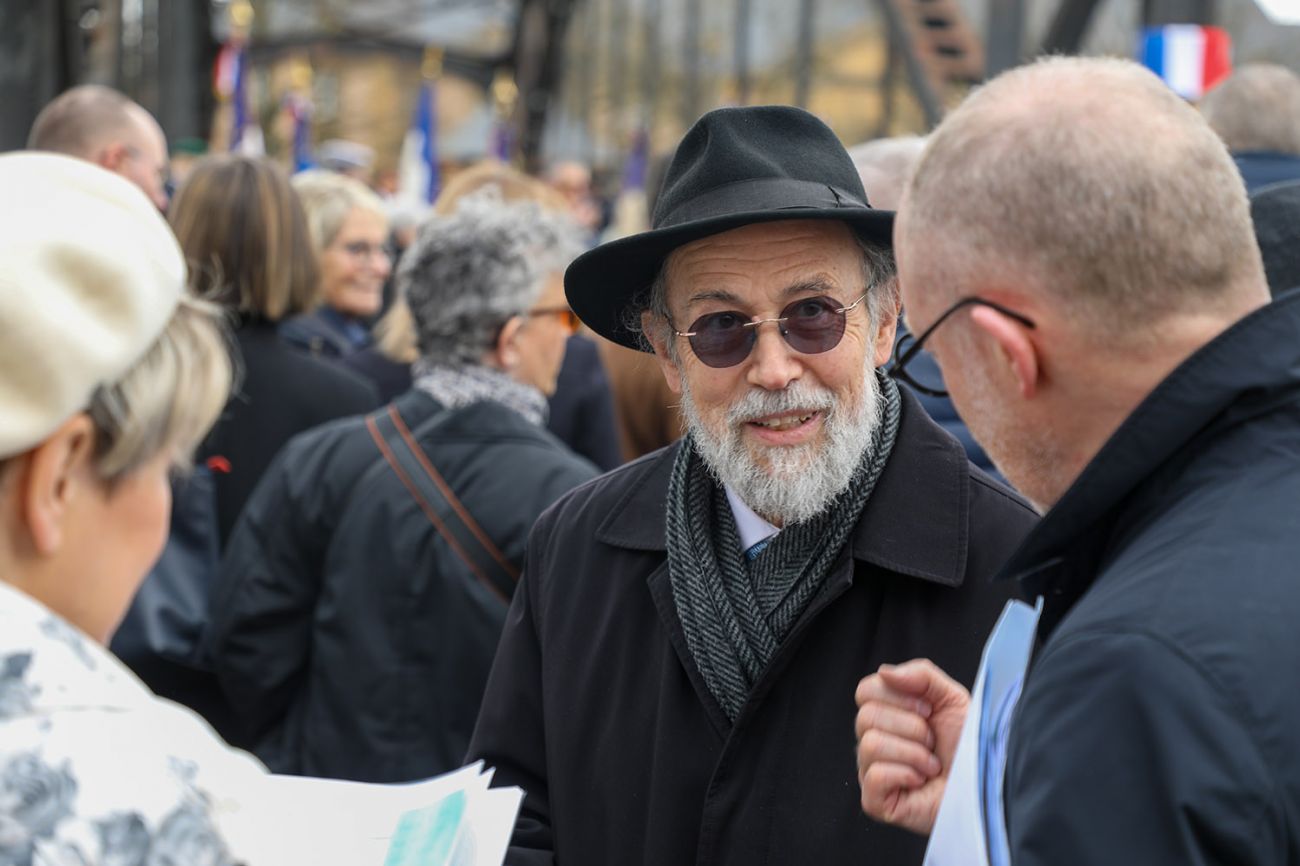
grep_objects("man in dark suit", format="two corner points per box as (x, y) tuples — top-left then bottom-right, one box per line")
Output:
(467, 105), (1037, 866)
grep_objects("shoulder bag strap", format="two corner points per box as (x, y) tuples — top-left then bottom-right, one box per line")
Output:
(366, 404), (520, 603)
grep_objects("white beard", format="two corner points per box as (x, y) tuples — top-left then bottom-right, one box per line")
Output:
(680, 369), (882, 525)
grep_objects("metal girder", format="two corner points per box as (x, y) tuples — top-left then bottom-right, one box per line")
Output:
(511, 0), (580, 172)
(871, 0), (945, 129)
(1142, 0), (1216, 24)
(985, 0), (1023, 77)
(0, 0), (79, 152)
(1040, 0), (1103, 55)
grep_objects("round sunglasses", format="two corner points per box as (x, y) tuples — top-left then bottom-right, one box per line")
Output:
(674, 291), (869, 368)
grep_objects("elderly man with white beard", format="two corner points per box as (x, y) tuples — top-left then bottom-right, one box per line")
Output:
(466, 106), (1037, 866)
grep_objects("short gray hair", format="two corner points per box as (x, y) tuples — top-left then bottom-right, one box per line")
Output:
(1201, 63), (1300, 156)
(401, 190), (583, 365)
(27, 85), (137, 156)
(847, 136), (928, 211)
(638, 225), (896, 362)
(902, 55), (1262, 335)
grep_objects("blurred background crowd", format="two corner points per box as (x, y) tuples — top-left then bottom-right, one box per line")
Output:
(3, 0), (1300, 859)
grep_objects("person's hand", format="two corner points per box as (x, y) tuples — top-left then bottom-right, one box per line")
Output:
(854, 659), (970, 835)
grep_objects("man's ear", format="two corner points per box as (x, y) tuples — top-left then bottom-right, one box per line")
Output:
(969, 305), (1040, 399)
(96, 143), (128, 173)
(872, 289), (902, 368)
(20, 415), (99, 556)
(641, 310), (682, 395)
(491, 316), (525, 372)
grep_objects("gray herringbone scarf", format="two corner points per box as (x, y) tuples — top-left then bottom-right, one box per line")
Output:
(665, 374), (901, 723)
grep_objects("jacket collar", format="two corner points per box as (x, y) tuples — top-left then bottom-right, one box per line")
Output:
(594, 386), (976, 587)
(999, 289), (1300, 603)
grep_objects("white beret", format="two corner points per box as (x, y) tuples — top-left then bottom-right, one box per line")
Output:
(0, 152), (185, 458)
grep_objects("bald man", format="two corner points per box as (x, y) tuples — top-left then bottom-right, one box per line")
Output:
(856, 56), (1299, 863)
(28, 85), (170, 210)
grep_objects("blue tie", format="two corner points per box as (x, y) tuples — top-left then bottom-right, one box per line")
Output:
(745, 536), (773, 562)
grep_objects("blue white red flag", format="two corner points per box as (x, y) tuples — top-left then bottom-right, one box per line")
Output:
(1140, 25), (1232, 100)
(220, 42), (264, 155)
(398, 81), (440, 204)
(285, 92), (314, 172)
(214, 43), (240, 100)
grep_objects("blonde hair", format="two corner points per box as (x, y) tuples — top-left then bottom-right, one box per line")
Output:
(87, 296), (233, 481)
(170, 156), (319, 321)
(375, 162), (567, 363)
(291, 169), (388, 252)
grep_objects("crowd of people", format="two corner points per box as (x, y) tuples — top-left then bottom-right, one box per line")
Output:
(3, 52), (1300, 865)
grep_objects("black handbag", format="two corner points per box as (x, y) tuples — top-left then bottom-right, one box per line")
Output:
(110, 464), (221, 669)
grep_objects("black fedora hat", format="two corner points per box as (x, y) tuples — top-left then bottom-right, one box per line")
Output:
(566, 105), (894, 350)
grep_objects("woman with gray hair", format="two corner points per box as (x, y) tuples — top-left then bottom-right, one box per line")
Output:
(208, 191), (599, 783)
(0, 153), (269, 862)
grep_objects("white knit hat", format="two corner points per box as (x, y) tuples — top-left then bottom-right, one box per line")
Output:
(0, 152), (185, 458)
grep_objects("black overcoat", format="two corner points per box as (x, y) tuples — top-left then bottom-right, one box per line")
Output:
(468, 389), (1038, 865)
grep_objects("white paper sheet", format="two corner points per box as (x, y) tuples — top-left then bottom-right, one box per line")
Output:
(923, 598), (1041, 866)
(218, 761), (522, 866)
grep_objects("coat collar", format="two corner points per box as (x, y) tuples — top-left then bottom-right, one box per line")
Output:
(594, 386), (976, 587)
(998, 289), (1300, 605)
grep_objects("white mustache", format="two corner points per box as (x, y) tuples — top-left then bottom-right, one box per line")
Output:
(726, 381), (837, 428)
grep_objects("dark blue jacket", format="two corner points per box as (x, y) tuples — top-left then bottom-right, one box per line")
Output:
(1004, 290), (1300, 864)
(280, 306), (372, 359)
(1234, 150), (1300, 194)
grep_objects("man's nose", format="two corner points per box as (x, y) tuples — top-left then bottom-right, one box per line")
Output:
(745, 323), (802, 391)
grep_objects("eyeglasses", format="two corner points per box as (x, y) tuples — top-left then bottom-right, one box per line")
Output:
(337, 240), (393, 260)
(889, 296), (1037, 398)
(526, 306), (581, 334)
(673, 291), (869, 369)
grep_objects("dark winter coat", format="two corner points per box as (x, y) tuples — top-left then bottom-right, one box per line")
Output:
(1001, 290), (1300, 864)
(1233, 150), (1300, 194)
(467, 389), (1037, 866)
(545, 335), (624, 471)
(207, 318), (379, 544)
(110, 319), (377, 739)
(207, 391), (598, 783)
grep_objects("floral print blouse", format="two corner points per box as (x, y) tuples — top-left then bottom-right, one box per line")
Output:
(0, 581), (267, 866)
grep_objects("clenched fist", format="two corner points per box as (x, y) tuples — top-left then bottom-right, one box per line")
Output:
(854, 659), (970, 835)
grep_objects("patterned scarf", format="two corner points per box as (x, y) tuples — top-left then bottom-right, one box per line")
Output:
(413, 361), (549, 427)
(665, 374), (901, 723)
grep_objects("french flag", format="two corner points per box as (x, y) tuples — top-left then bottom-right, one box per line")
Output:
(1140, 25), (1232, 101)
(398, 81), (440, 204)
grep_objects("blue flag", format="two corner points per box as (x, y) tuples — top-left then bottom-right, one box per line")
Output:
(288, 93), (314, 172)
(399, 82), (440, 204)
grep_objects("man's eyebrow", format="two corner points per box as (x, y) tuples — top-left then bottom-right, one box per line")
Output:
(686, 289), (743, 306)
(780, 277), (838, 299)
(686, 277), (841, 308)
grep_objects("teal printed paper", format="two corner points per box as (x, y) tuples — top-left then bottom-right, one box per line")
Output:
(384, 789), (468, 866)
